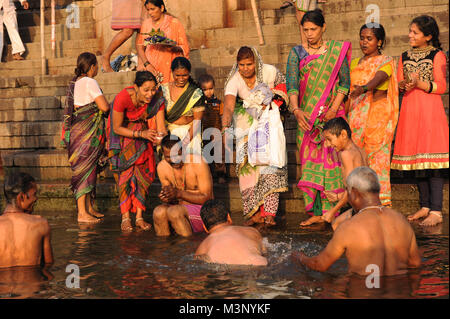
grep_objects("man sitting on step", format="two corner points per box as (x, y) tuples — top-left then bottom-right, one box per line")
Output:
(0, 172), (54, 269)
(153, 134), (213, 237)
(0, 0), (29, 61)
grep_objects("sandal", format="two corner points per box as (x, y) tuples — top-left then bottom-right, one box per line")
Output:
(136, 217), (151, 231)
(121, 217), (133, 232)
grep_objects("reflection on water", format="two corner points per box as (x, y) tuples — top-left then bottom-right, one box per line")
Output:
(0, 211), (448, 299)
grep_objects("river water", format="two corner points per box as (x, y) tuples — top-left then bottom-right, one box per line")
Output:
(0, 211), (448, 299)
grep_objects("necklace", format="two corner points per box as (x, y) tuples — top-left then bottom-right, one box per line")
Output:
(308, 41), (324, 54)
(172, 165), (186, 190)
(357, 205), (384, 214)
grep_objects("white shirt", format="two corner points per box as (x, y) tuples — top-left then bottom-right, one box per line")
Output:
(73, 77), (103, 107)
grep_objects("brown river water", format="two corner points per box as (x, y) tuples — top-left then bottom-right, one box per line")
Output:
(0, 210), (448, 299)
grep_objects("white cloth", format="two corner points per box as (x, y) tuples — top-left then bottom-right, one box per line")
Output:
(224, 64), (278, 99)
(74, 77), (103, 106)
(0, 0), (26, 57)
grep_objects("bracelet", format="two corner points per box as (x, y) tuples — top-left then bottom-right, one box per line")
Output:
(293, 108), (301, 114)
(143, 61), (150, 67)
(132, 130), (136, 138)
(361, 85), (369, 93)
(427, 81), (433, 94)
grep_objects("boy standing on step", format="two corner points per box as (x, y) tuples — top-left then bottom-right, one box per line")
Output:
(0, 0), (28, 61)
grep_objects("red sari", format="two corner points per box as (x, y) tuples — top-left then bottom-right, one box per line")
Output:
(107, 87), (165, 214)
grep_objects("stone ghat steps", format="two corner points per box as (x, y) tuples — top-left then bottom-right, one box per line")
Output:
(15, 1), (94, 28)
(4, 38), (101, 62)
(0, 179), (447, 215)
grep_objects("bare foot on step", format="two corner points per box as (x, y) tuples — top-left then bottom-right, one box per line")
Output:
(407, 207), (430, 222)
(419, 211), (443, 227)
(300, 215), (325, 227)
(78, 212), (101, 224)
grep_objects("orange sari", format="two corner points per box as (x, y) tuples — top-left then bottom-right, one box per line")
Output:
(137, 14), (190, 84)
(348, 55), (399, 206)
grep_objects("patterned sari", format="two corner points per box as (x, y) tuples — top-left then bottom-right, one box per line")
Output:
(225, 48), (289, 220)
(162, 82), (205, 155)
(107, 87), (165, 214)
(287, 40), (351, 216)
(62, 79), (107, 200)
(348, 55), (399, 206)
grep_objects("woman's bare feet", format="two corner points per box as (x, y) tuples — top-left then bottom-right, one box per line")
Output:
(101, 56), (114, 73)
(244, 213), (265, 226)
(136, 217), (151, 231)
(264, 215), (277, 227)
(300, 215), (325, 227)
(419, 211), (443, 227)
(121, 217), (133, 232)
(407, 207), (430, 221)
(78, 211), (101, 224)
(89, 209), (105, 219)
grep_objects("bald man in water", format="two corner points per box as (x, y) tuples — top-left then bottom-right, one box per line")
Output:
(195, 200), (267, 266)
(291, 167), (421, 276)
(0, 172), (53, 269)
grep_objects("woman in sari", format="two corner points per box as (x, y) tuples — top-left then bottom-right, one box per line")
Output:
(62, 52), (110, 223)
(107, 71), (166, 232)
(222, 46), (289, 227)
(161, 57), (205, 155)
(347, 24), (399, 207)
(136, 0), (190, 84)
(286, 9), (351, 226)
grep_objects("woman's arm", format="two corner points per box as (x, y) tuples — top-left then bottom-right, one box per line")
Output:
(154, 107), (167, 145)
(221, 94), (236, 130)
(183, 108), (204, 145)
(324, 58), (350, 121)
(136, 20), (158, 74)
(94, 94), (110, 113)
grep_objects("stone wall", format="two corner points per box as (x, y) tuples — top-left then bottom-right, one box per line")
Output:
(93, 0), (229, 57)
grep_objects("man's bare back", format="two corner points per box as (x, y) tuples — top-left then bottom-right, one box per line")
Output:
(0, 213), (52, 269)
(195, 225), (267, 266)
(335, 206), (421, 276)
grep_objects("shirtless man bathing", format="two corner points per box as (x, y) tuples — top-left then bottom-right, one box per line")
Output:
(153, 135), (213, 237)
(195, 200), (268, 266)
(0, 172), (53, 269)
(292, 167), (421, 276)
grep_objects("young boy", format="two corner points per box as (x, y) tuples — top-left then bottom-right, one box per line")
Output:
(198, 74), (227, 184)
(321, 117), (368, 229)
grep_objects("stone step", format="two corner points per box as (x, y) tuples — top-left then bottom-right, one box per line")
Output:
(0, 178), (447, 214)
(11, 21), (97, 45)
(0, 134), (61, 150)
(5, 37), (100, 62)
(15, 4), (94, 28)
(0, 121), (61, 137)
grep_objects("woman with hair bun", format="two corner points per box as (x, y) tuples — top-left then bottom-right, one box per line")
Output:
(344, 23), (399, 210)
(391, 15), (448, 227)
(286, 9), (351, 227)
(161, 57), (205, 155)
(107, 71), (167, 232)
(136, 0), (190, 84)
(62, 52), (110, 223)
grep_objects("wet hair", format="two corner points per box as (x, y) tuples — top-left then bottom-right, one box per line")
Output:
(3, 172), (36, 205)
(347, 167), (380, 194)
(360, 23), (386, 51)
(198, 74), (215, 87)
(237, 46), (255, 63)
(161, 133), (182, 150)
(200, 200), (229, 231)
(144, 0), (167, 12)
(134, 71), (157, 87)
(74, 52), (97, 77)
(411, 15), (442, 50)
(301, 9), (325, 27)
(323, 117), (352, 139)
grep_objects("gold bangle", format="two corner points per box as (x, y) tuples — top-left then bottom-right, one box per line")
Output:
(293, 108), (301, 113)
